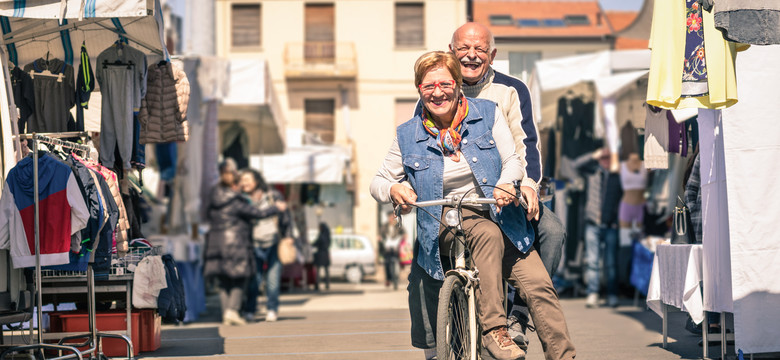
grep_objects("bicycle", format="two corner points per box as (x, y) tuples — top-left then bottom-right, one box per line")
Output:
(397, 187), (527, 360)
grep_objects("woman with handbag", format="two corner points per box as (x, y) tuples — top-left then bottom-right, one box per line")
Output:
(204, 160), (286, 326)
(238, 168), (290, 323)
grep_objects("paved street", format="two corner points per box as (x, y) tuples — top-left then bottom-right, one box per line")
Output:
(138, 271), (722, 360)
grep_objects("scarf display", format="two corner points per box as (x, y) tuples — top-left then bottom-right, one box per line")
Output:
(422, 95), (469, 161)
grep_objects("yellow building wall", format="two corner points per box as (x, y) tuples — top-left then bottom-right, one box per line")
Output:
(217, 0), (467, 242)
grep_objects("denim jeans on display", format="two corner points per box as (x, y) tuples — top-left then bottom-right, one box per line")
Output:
(584, 223), (619, 296)
(243, 243), (282, 315)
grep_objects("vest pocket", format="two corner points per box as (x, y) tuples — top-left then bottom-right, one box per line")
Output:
(474, 132), (497, 150)
(402, 155), (431, 171)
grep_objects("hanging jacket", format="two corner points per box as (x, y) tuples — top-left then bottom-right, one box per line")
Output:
(157, 254), (186, 322)
(44, 155), (104, 272)
(0, 154), (89, 268)
(72, 153), (129, 257)
(139, 61), (190, 144)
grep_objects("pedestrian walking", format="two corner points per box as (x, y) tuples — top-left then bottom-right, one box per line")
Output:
(203, 159), (285, 326)
(313, 222), (331, 291)
(238, 168), (289, 323)
(379, 210), (404, 289)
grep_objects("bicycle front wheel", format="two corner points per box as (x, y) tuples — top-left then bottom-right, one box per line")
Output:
(436, 274), (477, 360)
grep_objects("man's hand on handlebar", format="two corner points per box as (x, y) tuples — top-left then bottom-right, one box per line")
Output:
(391, 184), (418, 215)
(520, 186), (540, 221)
(493, 183), (520, 213)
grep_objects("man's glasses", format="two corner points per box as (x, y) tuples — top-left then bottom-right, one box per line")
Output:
(418, 80), (456, 94)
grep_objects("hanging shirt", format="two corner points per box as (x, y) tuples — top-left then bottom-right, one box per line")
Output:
(713, 0), (780, 45)
(10, 67), (35, 134)
(76, 44), (95, 132)
(645, 106), (670, 169)
(96, 43), (148, 112)
(646, 0), (749, 109)
(668, 112), (689, 156)
(22, 58), (76, 133)
(681, 0), (709, 97)
(0, 153), (89, 268)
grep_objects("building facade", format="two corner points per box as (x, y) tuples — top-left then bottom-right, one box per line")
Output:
(473, 0), (616, 81)
(215, 0), (467, 240)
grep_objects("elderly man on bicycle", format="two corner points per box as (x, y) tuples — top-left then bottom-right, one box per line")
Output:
(370, 51), (575, 360)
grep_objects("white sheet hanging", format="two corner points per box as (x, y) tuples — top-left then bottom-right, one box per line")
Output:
(721, 45), (780, 354)
(697, 109), (733, 314)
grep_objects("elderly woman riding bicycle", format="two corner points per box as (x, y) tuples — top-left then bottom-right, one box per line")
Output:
(370, 51), (575, 360)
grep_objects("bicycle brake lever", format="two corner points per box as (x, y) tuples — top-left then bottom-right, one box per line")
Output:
(394, 205), (404, 228)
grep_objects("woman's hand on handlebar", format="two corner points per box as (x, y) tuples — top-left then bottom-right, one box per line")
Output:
(493, 183), (519, 213)
(391, 184), (418, 215)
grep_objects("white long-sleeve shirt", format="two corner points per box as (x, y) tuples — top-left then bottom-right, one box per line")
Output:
(370, 107), (524, 205)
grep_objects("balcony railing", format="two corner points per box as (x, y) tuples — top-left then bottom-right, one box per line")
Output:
(284, 42), (357, 79)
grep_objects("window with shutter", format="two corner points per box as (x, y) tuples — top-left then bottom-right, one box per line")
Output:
(231, 4), (261, 48)
(305, 4), (335, 62)
(305, 99), (336, 144)
(395, 3), (424, 47)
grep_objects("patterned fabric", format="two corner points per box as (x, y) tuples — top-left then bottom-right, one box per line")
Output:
(421, 95), (469, 161)
(684, 153), (702, 241)
(682, 0), (709, 97)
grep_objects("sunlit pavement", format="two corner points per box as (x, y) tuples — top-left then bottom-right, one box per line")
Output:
(138, 269), (734, 360)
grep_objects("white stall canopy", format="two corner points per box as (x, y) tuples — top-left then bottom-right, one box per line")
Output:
(529, 49), (651, 128)
(218, 59), (286, 154)
(250, 144), (351, 185)
(0, 0), (167, 68)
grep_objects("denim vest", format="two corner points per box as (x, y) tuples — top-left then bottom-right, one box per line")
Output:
(398, 97), (535, 280)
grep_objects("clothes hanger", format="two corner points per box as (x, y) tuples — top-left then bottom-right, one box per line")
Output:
(29, 41), (64, 82)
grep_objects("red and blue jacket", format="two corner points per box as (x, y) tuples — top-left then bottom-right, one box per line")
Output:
(0, 154), (88, 268)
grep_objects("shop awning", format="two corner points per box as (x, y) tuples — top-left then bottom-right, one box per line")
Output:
(249, 144), (351, 185)
(218, 59), (286, 154)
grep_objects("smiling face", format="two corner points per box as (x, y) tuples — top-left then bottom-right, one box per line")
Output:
(239, 172), (258, 194)
(419, 66), (459, 126)
(450, 23), (497, 85)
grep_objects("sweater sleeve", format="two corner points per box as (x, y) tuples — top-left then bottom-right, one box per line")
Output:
(0, 185), (15, 250)
(369, 137), (412, 204)
(494, 73), (542, 192)
(67, 173), (89, 235)
(493, 108), (525, 186)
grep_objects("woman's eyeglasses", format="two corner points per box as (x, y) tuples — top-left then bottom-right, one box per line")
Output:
(418, 80), (456, 94)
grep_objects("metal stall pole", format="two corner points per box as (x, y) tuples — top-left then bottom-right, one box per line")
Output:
(32, 133), (43, 346)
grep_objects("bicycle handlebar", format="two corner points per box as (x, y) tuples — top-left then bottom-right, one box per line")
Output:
(409, 194), (528, 210)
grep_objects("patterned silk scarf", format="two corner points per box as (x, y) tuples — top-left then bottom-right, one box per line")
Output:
(422, 95), (469, 162)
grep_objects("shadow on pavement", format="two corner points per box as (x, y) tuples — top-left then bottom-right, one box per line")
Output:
(613, 307), (703, 359)
(144, 326), (224, 358)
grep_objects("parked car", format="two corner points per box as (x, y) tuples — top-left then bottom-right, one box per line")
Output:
(328, 234), (376, 284)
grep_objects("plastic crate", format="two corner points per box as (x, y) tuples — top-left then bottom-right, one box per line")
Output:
(138, 309), (161, 352)
(49, 310), (140, 357)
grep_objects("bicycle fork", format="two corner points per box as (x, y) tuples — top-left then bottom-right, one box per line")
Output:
(447, 229), (480, 360)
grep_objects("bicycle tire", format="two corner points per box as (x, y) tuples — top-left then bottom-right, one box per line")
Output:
(436, 274), (476, 360)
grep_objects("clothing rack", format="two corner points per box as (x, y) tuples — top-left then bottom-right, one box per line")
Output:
(1, 133), (133, 359)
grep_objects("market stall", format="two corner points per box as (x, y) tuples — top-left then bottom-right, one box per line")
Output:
(0, 0), (185, 357)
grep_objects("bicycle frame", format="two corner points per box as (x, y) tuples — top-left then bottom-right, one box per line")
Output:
(412, 195), (497, 360)
(397, 191), (528, 360)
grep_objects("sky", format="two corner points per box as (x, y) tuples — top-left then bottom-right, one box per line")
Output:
(599, 0), (644, 11)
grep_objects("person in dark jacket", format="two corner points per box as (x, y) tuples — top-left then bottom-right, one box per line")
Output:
(573, 147), (623, 308)
(313, 222), (331, 291)
(203, 159), (285, 326)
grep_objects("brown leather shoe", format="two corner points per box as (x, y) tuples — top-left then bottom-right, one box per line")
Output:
(481, 326), (526, 360)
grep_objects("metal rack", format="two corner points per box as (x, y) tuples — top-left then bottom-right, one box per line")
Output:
(1, 133), (133, 360)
